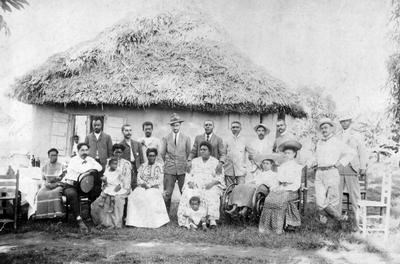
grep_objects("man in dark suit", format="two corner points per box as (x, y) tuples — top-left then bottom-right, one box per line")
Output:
(120, 124), (144, 189)
(84, 117), (113, 199)
(84, 117), (113, 169)
(160, 113), (191, 213)
(187, 120), (225, 173)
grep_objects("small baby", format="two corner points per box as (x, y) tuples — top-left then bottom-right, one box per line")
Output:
(183, 196), (207, 231)
(98, 158), (123, 213)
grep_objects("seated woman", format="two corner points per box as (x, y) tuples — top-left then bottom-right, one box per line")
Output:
(226, 154), (279, 216)
(125, 148), (169, 228)
(259, 140), (303, 235)
(177, 141), (224, 229)
(35, 148), (66, 219)
(91, 144), (131, 229)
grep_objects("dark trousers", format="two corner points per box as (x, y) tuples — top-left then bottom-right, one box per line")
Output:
(63, 185), (80, 218)
(130, 162), (138, 189)
(163, 173), (185, 212)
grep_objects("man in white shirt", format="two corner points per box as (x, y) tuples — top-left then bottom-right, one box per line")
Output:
(251, 123), (273, 155)
(62, 143), (102, 233)
(71, 135), (79, 157)
(308, 118), (355, 225)
(224, 121), (256, 186)
(336, 114), (367, 231)
(139, 121), (162, 163)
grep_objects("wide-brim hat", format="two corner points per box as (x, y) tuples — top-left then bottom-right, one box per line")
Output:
(338, 113), (353, 122)
(318, 117), (335, 129)
(278, 140), (302, 152)
(254, 123), (270, 134)
(255, 153), (281, 164)
(168, 113), (184, 124)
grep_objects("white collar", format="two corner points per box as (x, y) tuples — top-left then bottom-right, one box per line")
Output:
(280, 130), (287, 136)
(205, 133), (213, 138)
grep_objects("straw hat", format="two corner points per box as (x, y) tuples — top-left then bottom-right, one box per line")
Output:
(254, 123), (270, 134)
(168, 113), (184, 124)
(255, 153), (281, 164)
(318, 117), (335, 129)
(278, 140), (302, 152)
(338, 113), (353, 122)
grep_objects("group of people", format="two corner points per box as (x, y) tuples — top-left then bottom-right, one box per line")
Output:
(35, 112), (366, 234)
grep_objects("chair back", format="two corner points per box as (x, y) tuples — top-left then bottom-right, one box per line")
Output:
(380, 171), (392, 206)
(78, 170), (96, 194)
(0, 166), (19, 199)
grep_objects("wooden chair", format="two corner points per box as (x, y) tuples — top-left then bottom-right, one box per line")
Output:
(358, 170), (392, 240)
(342, 175), (367, 212)
(0, 166), (20, 231)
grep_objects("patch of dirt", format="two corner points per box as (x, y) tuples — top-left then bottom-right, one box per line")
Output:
(0, 231), (395, 264)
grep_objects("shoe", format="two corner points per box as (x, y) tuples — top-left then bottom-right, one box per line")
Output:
(78, 220), (89, 233)
(319, 215), (328, 224)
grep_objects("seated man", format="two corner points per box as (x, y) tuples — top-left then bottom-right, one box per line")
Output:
(62, 142), (102, 232)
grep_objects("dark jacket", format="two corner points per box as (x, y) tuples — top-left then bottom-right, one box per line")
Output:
(161, 132), (191, 175)
(188, 133), (225, 163)
(120, 139), (144, 172)
(84, 132), (113, 168)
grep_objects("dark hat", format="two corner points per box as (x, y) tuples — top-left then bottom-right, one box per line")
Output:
(168, 113), (184, 125)
(278, 140), (302, 152)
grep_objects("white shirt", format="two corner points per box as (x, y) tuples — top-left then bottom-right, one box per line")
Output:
(173, 132), (180, 144)
(205, 133), (213, 141)
(63, 155), (102, 182)
(103, 168), (126, 196)
(125, 139), (135, 162)
(250, 137), (273, 155)
(308, 135), (355, 167)
(72, 143), (78, 156)
(185, 206), (207, 225)
(94, 132), (101, 140)
(140, 136), (162, 163)
(249, 170), (278, 188)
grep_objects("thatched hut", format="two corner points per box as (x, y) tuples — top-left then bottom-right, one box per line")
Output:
(10, 11), (305, 159)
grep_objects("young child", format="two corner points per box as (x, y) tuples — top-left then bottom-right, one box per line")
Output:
(226, 156), (278, 216)
(98, 158), (124, 213)
(182, 196), (207, 231)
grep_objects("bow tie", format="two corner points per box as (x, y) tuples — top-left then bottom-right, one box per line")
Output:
(82, 160), (87, 164)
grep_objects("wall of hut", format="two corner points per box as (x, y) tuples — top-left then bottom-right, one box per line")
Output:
(32, 105), (279, 161)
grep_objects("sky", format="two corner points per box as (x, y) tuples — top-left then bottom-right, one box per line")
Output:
(0, 0), (395, 129)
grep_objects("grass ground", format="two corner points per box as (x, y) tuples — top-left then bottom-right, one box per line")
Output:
(1, 163), (400, 263)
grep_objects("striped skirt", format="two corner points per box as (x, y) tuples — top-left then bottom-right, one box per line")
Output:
(259, 190), (300, 234)
(35, 186), (65, 219)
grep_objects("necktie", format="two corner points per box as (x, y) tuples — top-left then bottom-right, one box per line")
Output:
(206, 134), (210, 141)
(174, 133), (177, 146)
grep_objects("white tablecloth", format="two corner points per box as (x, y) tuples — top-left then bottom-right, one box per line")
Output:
(18, 168), (42, 219)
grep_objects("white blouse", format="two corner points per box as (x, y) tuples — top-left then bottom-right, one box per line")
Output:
(275, 160), (303, 191)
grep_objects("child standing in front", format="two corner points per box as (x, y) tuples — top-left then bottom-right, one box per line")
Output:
(182, 196), (208, 231)
(98, 158), (124, 213)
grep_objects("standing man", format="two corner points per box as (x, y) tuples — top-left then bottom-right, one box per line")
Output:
(273, 119), (295, 153)
(187, 120), (225, 173)
(139, 121), (162, 163)
(308, 118), (355, 226)
(84, 117), (113, 169)
(120, 124), (144, 189)
(251, 123), (273, 155)
(336, 114), (367, 231)
(161, 113), (191, 213)
(62, 143), (102, 233)
(224, 121), (256, 186)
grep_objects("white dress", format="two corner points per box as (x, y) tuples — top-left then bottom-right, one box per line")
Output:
(103, 169), (126, 196)
(125, 162), (169, 228)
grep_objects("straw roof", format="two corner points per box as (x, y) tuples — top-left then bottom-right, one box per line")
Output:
(10, 11), (306, 117)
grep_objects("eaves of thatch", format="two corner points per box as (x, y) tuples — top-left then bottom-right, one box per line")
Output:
(9, 11), (306, 118)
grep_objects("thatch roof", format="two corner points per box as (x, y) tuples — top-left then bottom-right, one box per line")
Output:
(10, 11), (306, 117)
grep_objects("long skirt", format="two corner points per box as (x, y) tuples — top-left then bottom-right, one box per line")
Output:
(229, 184), (256, 207)
(35, 186), (65, 219)
(91, 195), (126, 228)
(126, 187), (169, 228)
(259, 190), (300, 234)
(177, 187), (222, 226)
